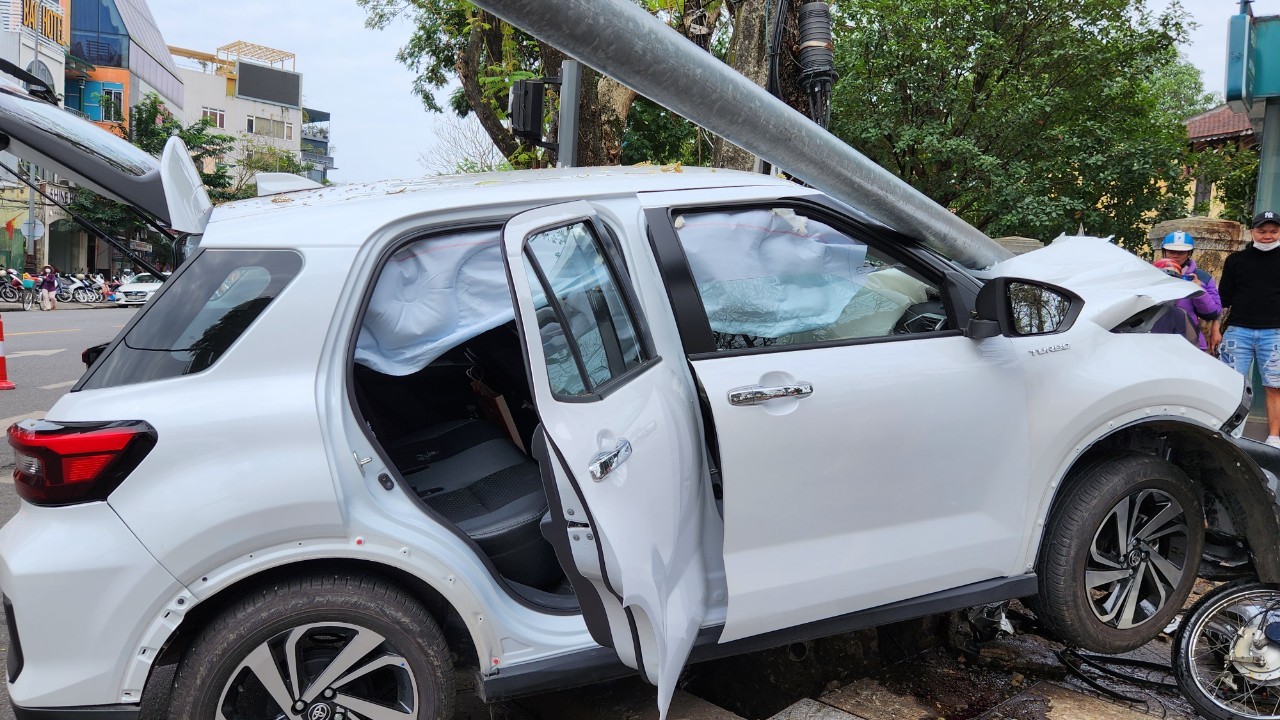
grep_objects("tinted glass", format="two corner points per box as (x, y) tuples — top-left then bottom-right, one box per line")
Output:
(523, 221), (645, 396)
(673, 208), (948, 351)
(80, 250), (302, 390)
(523, 257), (588, 396)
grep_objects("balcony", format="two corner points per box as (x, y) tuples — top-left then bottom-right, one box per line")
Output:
(63, 106), (90, 120)
(302, 151), (336, 169)
(302, 124), (329, 142)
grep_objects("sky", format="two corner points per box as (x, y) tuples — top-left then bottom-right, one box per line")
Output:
(148, 0), (441, 184)
(146, 0), (1279, 184)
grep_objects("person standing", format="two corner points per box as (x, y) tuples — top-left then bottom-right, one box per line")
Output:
(37, 265), (58, 311)
(1156, 231), (1221, 350)
(1214, 210), (1280, 447)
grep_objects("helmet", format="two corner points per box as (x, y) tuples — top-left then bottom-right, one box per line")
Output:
(1161, 231), (1195, 251)
(1153, 258), (1183, 277)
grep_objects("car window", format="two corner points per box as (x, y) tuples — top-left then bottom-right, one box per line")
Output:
(131, 274), (160, 284)
(672, 207), (949, 352)
(79, 250), (302, 390)
(522, 221), (646, 397)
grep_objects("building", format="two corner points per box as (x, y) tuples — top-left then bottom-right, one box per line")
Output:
(1184, 104), (1257, 218)
(170, 42), (334, 186)
(0, 0), (70, 270)
(64, 0), (183, 125)
(301, 107), (336, 184)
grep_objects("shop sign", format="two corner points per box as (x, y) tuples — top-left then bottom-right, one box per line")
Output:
(128, 240), (152, 252)
(19, 0), (66, 47)
(39, 182), (73, 206)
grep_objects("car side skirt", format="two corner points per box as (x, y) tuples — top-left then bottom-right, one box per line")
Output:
(478, 573), (1037, 702)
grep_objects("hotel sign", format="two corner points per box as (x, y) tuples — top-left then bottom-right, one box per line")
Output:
(18, 0), (66, 47)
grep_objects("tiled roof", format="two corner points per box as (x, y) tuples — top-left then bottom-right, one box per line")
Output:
(1185, 105), (1253, 142)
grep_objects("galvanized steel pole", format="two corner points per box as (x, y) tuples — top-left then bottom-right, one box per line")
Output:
(471, 0), (1012, 268)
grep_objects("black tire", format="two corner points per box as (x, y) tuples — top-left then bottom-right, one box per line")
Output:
(169, 573), (455, 720)
(1036, 452), (1203, 653)
(1173, 578), (1280, 720)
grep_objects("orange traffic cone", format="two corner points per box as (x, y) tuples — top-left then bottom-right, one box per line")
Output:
(0, 313), (14, 390)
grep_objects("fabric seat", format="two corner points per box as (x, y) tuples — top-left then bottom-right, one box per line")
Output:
(398, 418), (561, 589)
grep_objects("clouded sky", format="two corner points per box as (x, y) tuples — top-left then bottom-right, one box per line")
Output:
(147, 0), (1277, 184)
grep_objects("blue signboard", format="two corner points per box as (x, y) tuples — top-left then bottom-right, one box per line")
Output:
(1227, 11), (1257, 112)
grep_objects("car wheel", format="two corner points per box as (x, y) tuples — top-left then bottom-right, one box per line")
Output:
(1036, 452), (1203, 653)
(168, 574), (455, 720)
(1172, 578), (1280, 720)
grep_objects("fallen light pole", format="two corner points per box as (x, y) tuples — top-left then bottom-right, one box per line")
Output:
(470, 0), (1012, 269)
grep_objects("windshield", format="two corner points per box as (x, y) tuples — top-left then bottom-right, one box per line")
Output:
(131, 274), (160, 284)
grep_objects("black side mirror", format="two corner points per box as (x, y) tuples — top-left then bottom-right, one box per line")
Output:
(970, 277), (1081, 338)
(81, 343), (108, 369)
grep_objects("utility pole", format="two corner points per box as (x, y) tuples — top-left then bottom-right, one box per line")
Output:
(1226, 2), (1279, 214)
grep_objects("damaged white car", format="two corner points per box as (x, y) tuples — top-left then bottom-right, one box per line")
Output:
(2, 66), (1280, 720)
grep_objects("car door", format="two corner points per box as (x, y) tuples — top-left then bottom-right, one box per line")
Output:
(502, 201), (709, 714)
(651, 203), (1034, 643)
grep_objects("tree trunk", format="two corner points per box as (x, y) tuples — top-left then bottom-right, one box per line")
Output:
(458, 16), (520, 160)
(714, 0), (769, 170)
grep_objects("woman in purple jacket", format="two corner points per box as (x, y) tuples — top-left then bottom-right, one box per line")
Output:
(1158, 231), (1221, 351)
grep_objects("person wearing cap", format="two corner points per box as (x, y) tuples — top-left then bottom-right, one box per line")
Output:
(1155, 231), (1221, 351)
(1214, 210), (1280, 447)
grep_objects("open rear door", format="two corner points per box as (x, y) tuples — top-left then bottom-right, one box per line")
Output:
(503, 202), (709, 715)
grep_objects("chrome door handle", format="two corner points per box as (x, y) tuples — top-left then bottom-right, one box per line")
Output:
(589, 438), (633, 481)
(728, 382), (814, 406)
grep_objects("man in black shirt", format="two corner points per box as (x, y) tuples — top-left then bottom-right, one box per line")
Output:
(1215, 209), (1280, 447)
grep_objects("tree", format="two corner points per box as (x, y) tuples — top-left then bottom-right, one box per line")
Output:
(420, 113), (511, 173)
(828, 0), (1203, 251)
(359, 0), (731, 168)
(223, 136), (316, 199)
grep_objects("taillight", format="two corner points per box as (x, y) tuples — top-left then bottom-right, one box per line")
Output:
(7, 420), (156, 506)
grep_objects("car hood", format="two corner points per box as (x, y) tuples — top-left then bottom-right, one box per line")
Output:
(981, 236), (1200, 329)
(0, 77), (211, 234)
(117, 282), (161, 293)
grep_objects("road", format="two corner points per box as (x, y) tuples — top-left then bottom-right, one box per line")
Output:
(0, 304), (132, 720)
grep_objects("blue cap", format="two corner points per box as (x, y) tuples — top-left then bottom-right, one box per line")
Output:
(1161, 231), (1194, 251)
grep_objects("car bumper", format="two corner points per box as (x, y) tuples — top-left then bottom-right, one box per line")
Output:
(114, 298), (147, 306)
(0, 501), (184, 708)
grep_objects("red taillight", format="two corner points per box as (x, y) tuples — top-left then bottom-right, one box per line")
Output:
(7, 420), (156, 506)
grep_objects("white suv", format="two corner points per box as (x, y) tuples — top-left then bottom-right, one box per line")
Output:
(1, 74), (1278, 720)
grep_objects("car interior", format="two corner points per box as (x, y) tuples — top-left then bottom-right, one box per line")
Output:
(352, 321), (580, 609)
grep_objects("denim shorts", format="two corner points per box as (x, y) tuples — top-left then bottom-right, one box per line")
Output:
(1220, 326), (1280, 388)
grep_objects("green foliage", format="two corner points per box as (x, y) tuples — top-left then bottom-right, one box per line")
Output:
(1190, 143), (1259, 224)
(829, 0), (1203, 251)
(620, 96), (710, 165)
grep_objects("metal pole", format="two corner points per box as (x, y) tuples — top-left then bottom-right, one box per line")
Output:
(470, 0), (1011, 268)
(26, 162), (35, 262)
(1258, 98), (1280, 216)
(557, 60), (581, 168)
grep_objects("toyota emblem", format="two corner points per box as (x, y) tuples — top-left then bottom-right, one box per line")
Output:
(308, 704), (333, 720)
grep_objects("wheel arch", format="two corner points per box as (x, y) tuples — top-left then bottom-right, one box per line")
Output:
(1046, 418), (1280, 583)
(141, 557), (477, 705)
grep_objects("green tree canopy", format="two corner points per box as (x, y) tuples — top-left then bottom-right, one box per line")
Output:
(829, 0), (1205, 250)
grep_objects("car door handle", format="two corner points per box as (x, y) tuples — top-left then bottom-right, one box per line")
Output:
(589, 438), (633, 481)
(728, 382), (814, 406)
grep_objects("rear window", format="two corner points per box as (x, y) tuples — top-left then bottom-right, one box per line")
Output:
(79, 250), (302, 390)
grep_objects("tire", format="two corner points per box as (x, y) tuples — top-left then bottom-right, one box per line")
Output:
(73, 288), (93, 303)
(168, 574), (455, 720)
(0, 286), (15, 303)
(1173, 579), (1280, 719)
(20, 291), (34, 311)
(1036, 452), (1203, 653)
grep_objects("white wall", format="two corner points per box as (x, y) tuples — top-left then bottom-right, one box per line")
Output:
(0, 29), (67, 100)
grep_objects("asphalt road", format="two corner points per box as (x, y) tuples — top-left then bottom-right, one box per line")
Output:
(0, 303), (133, 719)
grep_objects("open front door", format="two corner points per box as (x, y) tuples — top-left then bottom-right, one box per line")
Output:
(503, 202), (708, 714)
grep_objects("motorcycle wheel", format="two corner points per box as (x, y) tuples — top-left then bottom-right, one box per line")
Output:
(1173, 578), (1280, 719)
(73, 288), (93, 303)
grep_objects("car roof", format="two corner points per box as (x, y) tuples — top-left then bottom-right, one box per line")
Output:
(200, 165), (805, 249)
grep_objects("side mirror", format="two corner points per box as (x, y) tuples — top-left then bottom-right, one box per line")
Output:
(81, 342), (108, 369)
(970, 277), (1080, 338)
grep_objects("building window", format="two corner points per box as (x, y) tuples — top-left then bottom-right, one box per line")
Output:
(1194, 177), (1213, 213)
(103, 87), (124, 122)
(70, 0), (129, 68)
(248, 116), (293, 141)
(201, 107), (225, 128)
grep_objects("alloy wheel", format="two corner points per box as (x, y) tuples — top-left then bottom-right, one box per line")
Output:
(216, 621), (419, 720)
(1085, 488), (1191, 630)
